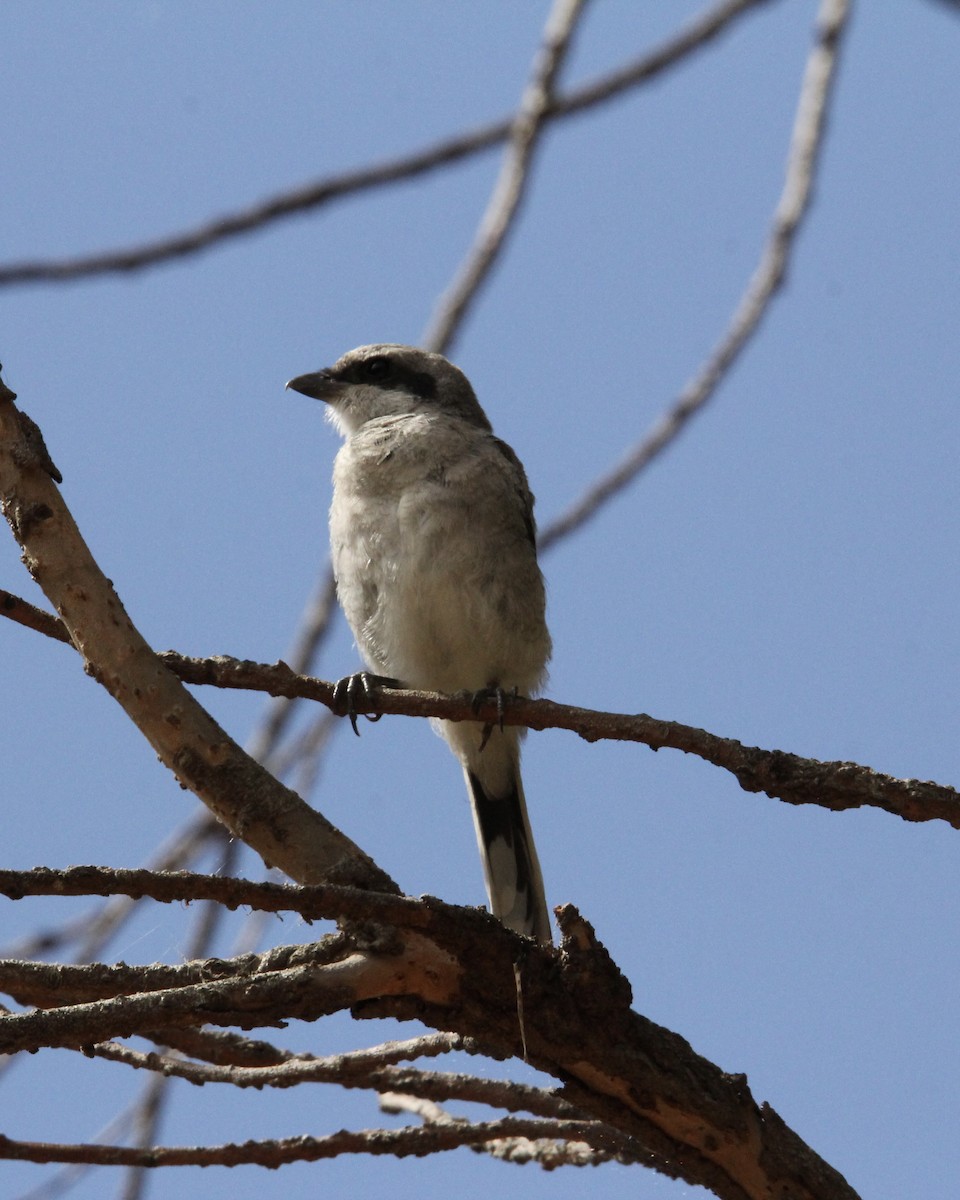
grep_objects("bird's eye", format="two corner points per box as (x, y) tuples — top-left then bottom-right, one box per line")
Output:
(363, 357), (390, 377)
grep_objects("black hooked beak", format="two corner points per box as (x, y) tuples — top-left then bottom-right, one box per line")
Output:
(285, 369), (344, 402)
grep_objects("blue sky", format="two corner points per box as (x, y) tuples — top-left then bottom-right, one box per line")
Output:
(2, 3), (960, 1198)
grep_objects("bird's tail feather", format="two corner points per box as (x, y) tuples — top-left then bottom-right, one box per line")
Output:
(465, 765), (551, 943)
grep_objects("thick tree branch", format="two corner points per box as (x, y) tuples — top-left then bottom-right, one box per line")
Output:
(0, 899), (860, 1198)
(0, 936), (460, 1054)
(0, 378), (394, 895)
(0, 0), (776, 288)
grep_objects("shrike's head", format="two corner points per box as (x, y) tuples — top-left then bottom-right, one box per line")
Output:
(286, 343), (491, 437)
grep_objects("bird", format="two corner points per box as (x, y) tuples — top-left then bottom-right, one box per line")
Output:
(287, 344), (552, 942)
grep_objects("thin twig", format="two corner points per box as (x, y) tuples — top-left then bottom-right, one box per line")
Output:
(423, 0), (589, 354)
(289, 710), (339, 798)
(0, 0), (776, 287)
(1, 594), (952, 826)
(0, 867), (428, 931)
(135, 1029), (467, 1072)
(0, 589), (71, 643)
(243, 569), (337, 844)
(136, 1024), (293, 1068)
(161, 654), (960, 828)
(245, 568), (338, 768)
(13, 1106), (137, 1200)
(118, 834), (240, 1200)
(88, 1041), (583, 1121)
(539, 0), (851, 549)
(0, 814), (223, 962)
(118, 1075), (167, 1200)
(0, 1118), (636, 1169)
(379, 1091), (636, 1167)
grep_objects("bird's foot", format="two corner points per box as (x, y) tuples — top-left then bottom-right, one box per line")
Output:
(471, 684), (519, 751)
(331, 672), (402, 736)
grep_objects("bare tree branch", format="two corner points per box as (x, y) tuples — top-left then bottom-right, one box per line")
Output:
(0, 869), (436, 942)
(129, 1027), (468, 1073)
(118, 834), (241, 1200)
(12, 1106), (140, 1200)
(0, 1118), (634, 1170)
(379, 1089), (641, 1167)
(0, 815), (223, 962)
(0, 900), (862, 1198)
(0, 0), (776, 288)
(539, 0), (851, 549)
(0, 939), (459, 1055)
(3, 561), (954, 828)
(87, 1036), (585, 1125)
(423, 0), (589, 354)
(160, 655), (960, 829)
(286, 711), (340, 798)
(244, 568), (339, 768)
(118, 1074), (166, 1200)
(379, 1090), (637, 1167)
(0, 378), (393, 895)
(4, 561), (956, 828)
(0, 588), (69, 643)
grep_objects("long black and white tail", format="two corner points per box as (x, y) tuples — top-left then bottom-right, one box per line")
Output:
(465, 756), (550, 943)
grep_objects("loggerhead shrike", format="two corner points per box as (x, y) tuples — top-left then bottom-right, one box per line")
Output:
(287, 344), (552, 942)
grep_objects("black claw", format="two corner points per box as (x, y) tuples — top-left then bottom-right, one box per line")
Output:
(331, 672), (402, 735)
(471, 684), (519, 750)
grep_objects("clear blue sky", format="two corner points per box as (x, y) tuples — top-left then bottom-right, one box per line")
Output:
(3, 3), (959, 1198)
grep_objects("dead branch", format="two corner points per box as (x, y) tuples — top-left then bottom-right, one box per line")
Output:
(3, 594), (956, 827)
(539, 0), (852, 548)
(423, 0), (589, 353)
(0, 0), (776, 288)
(0, 378), (393, 895)
(0, 900), (861, 1198)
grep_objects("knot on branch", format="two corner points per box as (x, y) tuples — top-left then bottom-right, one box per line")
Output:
(556, 904), (632, 1013)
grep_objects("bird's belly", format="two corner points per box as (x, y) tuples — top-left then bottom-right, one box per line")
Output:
(334, 488), (546, 695)
(377, 564), (501, 693)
